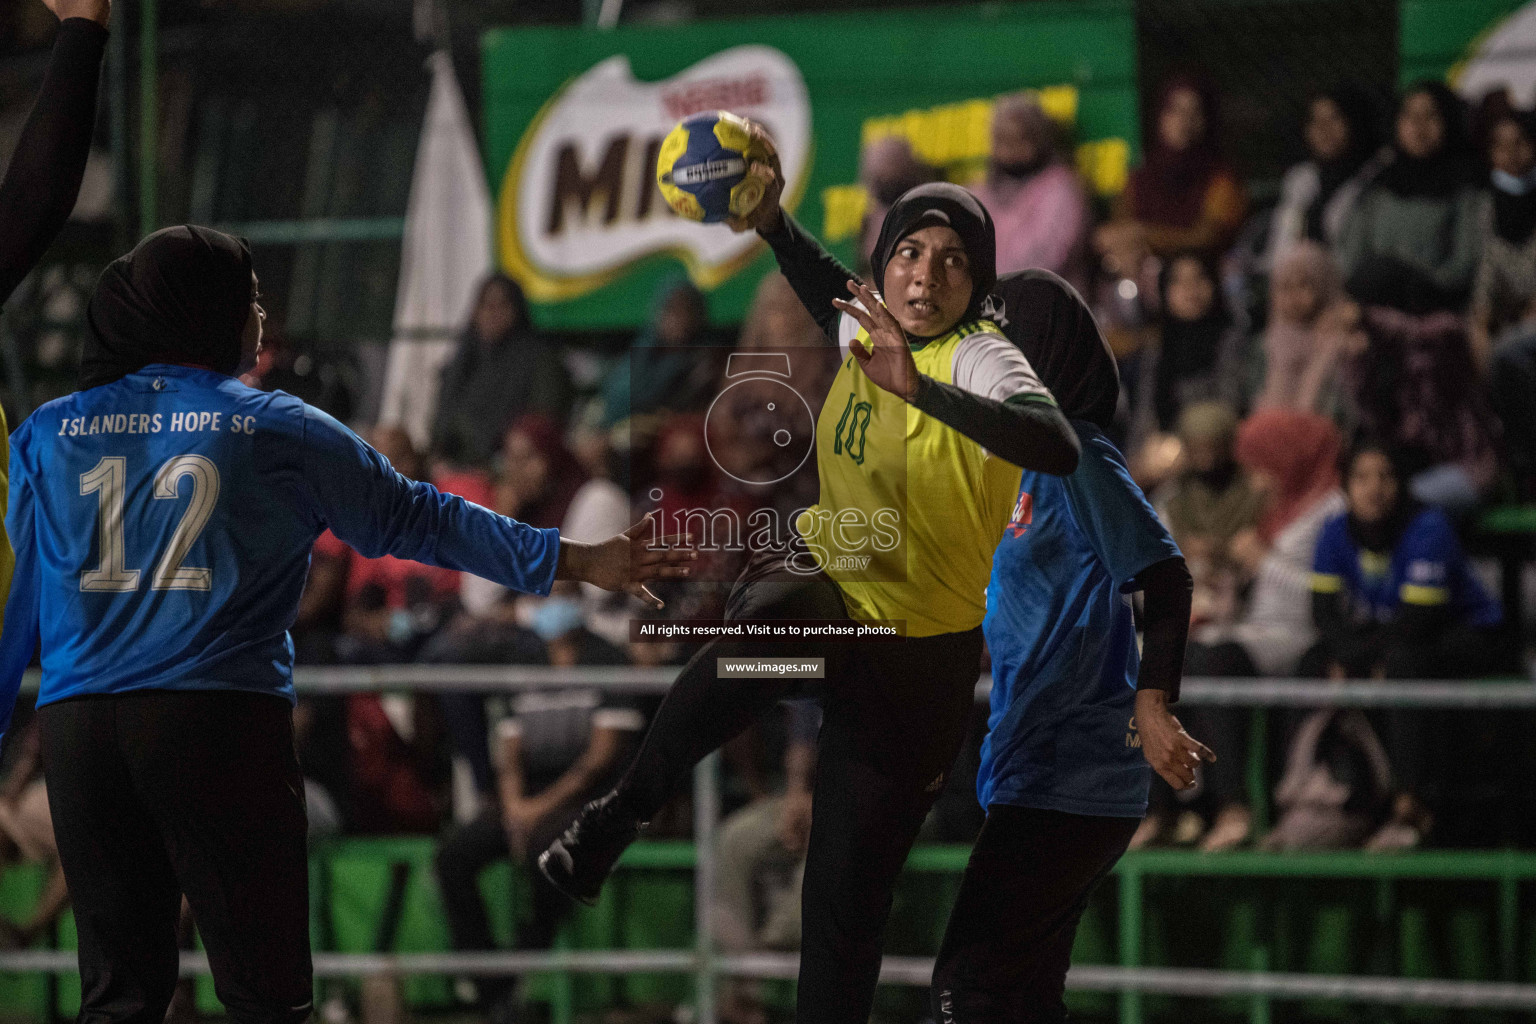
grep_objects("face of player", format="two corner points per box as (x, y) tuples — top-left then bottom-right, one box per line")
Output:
(1490, 118), (1536, 178)
(1396, 91), (1445, 161)
(1347, 450), (1399, 525)
(241, 271), (266, 368)
(1306, 96), (1351, 164)
(881, 224), (973, 337)
(1165, 256), (1215, 322)
(1158, 87), (1206, 153)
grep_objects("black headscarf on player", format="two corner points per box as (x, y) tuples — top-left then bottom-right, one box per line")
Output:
(871, 182), (997, 330)
(984, 269), (1120, 430)
(81, 225), (253, 389)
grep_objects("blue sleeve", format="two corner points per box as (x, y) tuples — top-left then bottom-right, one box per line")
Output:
(1310, 515), (1353, 594)
(1062, 433), (1181, 590)
(0, 424), (40, 746)
(1395, 509), (1458, 607)
(298, 406), (561, 596)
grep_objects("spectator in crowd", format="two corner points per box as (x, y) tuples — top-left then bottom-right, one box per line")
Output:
(1156, 402), (1267, 626)
(712, 700), (819, 1024)
(0, 719), (67, 949)
(1096, 74), (1249, 276)
(600, 278), (721, 429)
(857, 137), (940, 272)
(1252, 241), (1353, 416)
(431, 274), (570, 469)
(1344, 306), (1499, 512)
(433, 609), (639, 1023)
(973, 92), (1093, 292)
(1337, 82), (1485, 314)
(1305, 438), (1506, 849)
(1135, 252), (1246, 436)
(496, 414), (589, 534)
(1137, 412), (1344, 851)
(1266, 86), (1389, 267)
(1472, 106), (1536, 361)
(1259, 707), (1392, 851)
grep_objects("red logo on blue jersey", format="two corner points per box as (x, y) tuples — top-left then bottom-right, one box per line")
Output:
(1006, 491), (1034, 538)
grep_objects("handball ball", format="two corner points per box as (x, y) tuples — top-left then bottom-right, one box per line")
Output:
(656, 111), (768, 224)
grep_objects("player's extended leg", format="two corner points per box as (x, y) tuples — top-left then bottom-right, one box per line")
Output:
(117, 692), (313, 1024)
(930, 806), (1137, 1023)
(794, 628), (981, 1024)
(39, 698), (183, 1024)
(540, 573), (847, 903)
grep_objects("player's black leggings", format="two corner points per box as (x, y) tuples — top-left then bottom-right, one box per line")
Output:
(931, 806), (1138, 1024)
(39, 690), (311, 1024)
(614, 563), (982, 1024)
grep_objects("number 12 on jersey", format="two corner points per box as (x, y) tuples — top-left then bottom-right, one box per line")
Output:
(79, 455), (220, 593)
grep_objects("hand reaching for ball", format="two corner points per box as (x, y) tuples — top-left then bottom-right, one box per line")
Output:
(725, 118), (785, 236)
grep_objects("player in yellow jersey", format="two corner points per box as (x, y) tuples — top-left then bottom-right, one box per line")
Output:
(541, 124), (1080, 1023)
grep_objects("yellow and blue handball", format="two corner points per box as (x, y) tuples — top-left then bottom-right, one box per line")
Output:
(656, 110), (767, 224)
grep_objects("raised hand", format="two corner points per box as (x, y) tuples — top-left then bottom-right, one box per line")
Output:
(557, 516), (696, 610)
(1134, 689), (1216, 791)
(42, 0), (110, 26)
(831, 279), (922, 402)
(725, 118), (785, 235)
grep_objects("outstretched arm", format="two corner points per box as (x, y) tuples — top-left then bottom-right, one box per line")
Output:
(0, 1), (110, 306)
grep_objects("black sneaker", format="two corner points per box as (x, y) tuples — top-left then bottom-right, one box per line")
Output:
(537, 792), (640, 905)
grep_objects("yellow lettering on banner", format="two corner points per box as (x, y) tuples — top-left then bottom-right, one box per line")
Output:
(821, 185), (869, 243)
(1075, 137), (1130, 197)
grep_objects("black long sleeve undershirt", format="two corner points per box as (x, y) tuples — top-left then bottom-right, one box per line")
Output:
(757, 213), (1081, 475)
(1133, 556), (1193, 701)
(0, 18), (108, 308)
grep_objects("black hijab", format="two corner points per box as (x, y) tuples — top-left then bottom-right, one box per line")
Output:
(1375, 81), (1477, 200)
(984, 269), (1120, 431)
(1490, 111), (1536, 244)
(1307, 85), (1384, 240)
(870, 183), (996, 331)
(1341, 436), (1419, 553)
(82, 225), (254, 389)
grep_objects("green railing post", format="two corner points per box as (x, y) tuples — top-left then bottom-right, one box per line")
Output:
(1246, 707), (1270, 832)
(138, 0), (158, 235)
(1249, 944), (1272, 1024)
(1499, 868), (1518, 983)
(1118, 865), (1143, 1024)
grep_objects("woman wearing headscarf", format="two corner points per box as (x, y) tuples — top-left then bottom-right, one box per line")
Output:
(1266, 86), (1390, 267)
(1134, 251), (1247, 437)
(599, 276), (724, 429)
(1253, 240), (1352, 415)
(0, 225), (691, 1024)
(430, 274), (571, 469)
(929, 269), (1210, 1020)
(972, 93), (1094, 292)
(1096, 74), (1250, 274)
(1337, 81), (1487, 314)
(1472, 106), (1536, 359)
(539, 124), (1086, 1023)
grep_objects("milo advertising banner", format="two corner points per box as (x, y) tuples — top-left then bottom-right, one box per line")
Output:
(1403, 0), (1536, 98)
(482, 1), (1135, 329)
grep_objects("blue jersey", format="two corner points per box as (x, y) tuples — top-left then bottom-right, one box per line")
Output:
(1311, 506), (1501, 629)
(978, 423), (1181, 818)
(0, 365), (562, 742)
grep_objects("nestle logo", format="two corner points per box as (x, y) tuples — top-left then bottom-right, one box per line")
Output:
(661, 75), (769, 120)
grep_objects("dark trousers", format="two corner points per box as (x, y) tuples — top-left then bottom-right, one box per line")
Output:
(39, 691), (311, 1024)
(931, 806), (1138, 1024)
(434, 808), (575, 1005)
(615, 567), (982, 1024)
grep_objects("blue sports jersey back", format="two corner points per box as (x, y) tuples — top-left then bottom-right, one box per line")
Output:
(19, 366), (320, 702)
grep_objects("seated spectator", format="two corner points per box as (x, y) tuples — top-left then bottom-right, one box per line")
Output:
(1305, 438), (1506, 848)
(433, 610), (639, 1022)
(1133, 252), (1245, 437)
(1156, 402), (1267, 625)
(857, 137), (941, 273)
(1265, 86), (1389, 267)
(973, 93), (1092, 292)
(1139, 412), (1344, 852)
(1258, 708), (1392, 852)
(431, 274), (570, 469)
(1472, 106), (1536, 362)
(600, 278), (722, 428)
(1252, 241), (1353, 416)
(1344, 305), (1499, 512)
(712, 700), (819, 1024)
(1337, 82), (1485, 314)
(0, 719), (67, 949)
(1097, 74), (1249, 275)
